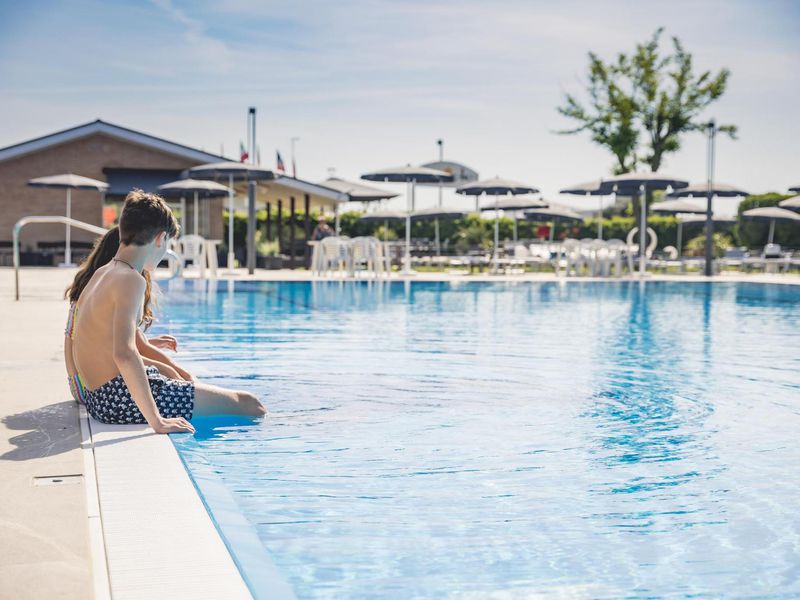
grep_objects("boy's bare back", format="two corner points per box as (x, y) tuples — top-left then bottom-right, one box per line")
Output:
(73, 263), (145, 390)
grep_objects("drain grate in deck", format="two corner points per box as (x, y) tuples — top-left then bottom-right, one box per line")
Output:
(33, 474), (84, 486)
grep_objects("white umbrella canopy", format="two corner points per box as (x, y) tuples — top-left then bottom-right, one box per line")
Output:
(650, 199), (707, 214)
(742, 206), (800, 245)
(358, 210), (406, 222)
(27, 173), (109, 266)
(457, 176), (539, 196)
(778, 195), (800, 210)
(678, 214), (737, 224)
(158, 179), (231, 236)
(187, 162), (275, 272)
(559, 179), (604, 196)
(361, 164), (454, 184)
(788, 184), (800, 193)
(28, 173), (109, 190)
(360, 165), (454, 274)
(478, 196), (547, 211)
(667, 182), (749, 198)
(597, 171), (689, 194)
(320, 177), (399, 202)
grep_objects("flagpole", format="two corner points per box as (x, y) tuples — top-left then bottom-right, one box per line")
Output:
(291, 137), (299, 178)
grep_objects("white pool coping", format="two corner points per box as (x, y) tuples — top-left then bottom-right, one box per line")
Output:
(78, 407), (294, 599)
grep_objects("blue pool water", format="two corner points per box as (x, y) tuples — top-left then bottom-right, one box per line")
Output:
(160, 280), (800, 599)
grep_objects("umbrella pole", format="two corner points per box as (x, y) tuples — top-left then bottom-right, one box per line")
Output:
(383, 219), (388, 244)
(677, 221), (683, 258)
(549, 221), (554, 242)
(180, 196), (187, 236)
(193, 192), (200, 236)
(434, 218), (440, 256)
(638, 184), (646, 276)
(227, 174), (235, 274)
(403, 180), (413, 274)
(64, 188), (72, 266)
(768, 219), (775, 245)
(596, 193), (603, 240)
(493, 194), (499, 272)
(513, 214), (518, 242)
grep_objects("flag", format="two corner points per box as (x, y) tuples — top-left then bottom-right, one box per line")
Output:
(276, 150), (286, 173)
(239, 141), (249, 162)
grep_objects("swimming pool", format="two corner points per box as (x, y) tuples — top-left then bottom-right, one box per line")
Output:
(160, 280), (800, 598)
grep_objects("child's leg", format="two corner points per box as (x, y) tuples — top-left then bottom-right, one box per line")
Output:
(192, 381), (267, 417)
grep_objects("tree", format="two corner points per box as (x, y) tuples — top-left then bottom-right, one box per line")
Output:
(557, 28), (736, 175)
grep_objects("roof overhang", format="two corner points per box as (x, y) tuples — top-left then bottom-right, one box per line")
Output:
(0, 119), (231, 165)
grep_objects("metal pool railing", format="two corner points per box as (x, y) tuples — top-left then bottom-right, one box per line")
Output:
(13, 215), (182, 301)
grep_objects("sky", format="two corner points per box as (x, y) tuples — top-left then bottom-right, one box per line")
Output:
(1, 0), (798, 216)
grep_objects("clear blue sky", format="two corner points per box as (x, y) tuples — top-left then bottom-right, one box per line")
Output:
(1, 0), (798, 214)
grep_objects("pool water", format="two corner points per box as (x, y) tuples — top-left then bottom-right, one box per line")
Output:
(161, 280), (800, 599)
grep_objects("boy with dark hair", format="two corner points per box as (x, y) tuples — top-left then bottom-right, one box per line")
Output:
(71, 190), (266, 434)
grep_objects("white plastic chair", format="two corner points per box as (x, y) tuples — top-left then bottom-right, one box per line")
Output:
(605, 239), (627, 277)
(320, 237), (351, 276)
(177, 234), (207, 279)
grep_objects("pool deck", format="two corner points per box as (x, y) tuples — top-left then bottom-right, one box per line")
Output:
(2, 265), (799, 599)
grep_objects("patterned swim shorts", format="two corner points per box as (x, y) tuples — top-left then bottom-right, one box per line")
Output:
(84, 365), (195, 425)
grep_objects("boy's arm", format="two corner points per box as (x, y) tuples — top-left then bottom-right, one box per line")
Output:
(112, 275), (193, 434)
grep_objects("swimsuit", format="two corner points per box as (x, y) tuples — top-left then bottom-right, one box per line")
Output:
(65, 302), (87, 404)
(84, 365), (195, 425)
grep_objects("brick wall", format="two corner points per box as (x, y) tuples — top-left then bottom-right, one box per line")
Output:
(0, 132), (222, 248)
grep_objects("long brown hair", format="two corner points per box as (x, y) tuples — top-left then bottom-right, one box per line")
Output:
(64, 226), (155, 330)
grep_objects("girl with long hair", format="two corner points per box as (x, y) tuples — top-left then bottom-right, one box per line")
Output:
(64, 226), (194, 403)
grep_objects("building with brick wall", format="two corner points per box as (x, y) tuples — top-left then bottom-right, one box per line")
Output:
(0, 119), (350, 268)
(0, 120), (229, 263)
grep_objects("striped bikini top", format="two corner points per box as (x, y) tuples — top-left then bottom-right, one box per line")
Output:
(65, 302), (87, 403)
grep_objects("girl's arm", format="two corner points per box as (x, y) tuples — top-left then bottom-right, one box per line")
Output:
(141, 356), (181, 380)
(135, 330), (195, 381)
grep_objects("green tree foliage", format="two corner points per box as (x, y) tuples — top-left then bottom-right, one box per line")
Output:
(557, 28), (735, 174)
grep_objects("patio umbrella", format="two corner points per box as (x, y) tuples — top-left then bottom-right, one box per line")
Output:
(788, 184), (800, 193)
(674, 213), (737, 257)
(478, 196), (547, 242)
(778, 195), (800, 210)
(742, 206), (800, 245)
(358, 209), (406, 242)
(158, 179), (231, 236)
(409, 206), (466, 255)
(523, 204), (583, 241)
(559, 179), (607, 240)
(361, 165), (453, 274)
(27, 173), (109, 266)
(651, 199), (707, 257)
(598, 172), (689, 275)
(320, 177), (399, 203)
(456, 177), (540, 270)
(187, 162), (274, 274)
(666, 182), (749, 276)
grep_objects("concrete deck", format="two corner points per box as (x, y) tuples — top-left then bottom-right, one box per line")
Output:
(2, 265), (798, 600)
(0, 267), (90, 600)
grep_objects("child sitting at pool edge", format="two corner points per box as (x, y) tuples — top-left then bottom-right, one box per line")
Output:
(71, 189), (266, 434)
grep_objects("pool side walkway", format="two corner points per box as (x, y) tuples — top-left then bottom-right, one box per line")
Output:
(2, 265), (799, 600)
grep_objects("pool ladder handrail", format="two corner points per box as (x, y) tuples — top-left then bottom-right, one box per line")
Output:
(13, 215), (182, 301)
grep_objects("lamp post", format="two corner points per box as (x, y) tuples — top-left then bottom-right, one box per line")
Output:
(704, 120), (717, 277)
